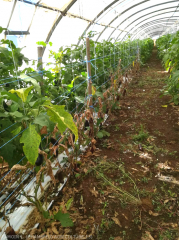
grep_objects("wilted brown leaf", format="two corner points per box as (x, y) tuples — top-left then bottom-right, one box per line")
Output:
(141, 231), (154, 240)
(83, 168), (88, 173)
(11, 164), (26, 171)
(40, 126), (47, 135)
(149, 210), (159, 217)
(52, 226), (59, 234)
(111, 217), (122, 227)
(114, 237), (122, 240)
(90, 188), (98, 197)
(84, 151), (92, 158)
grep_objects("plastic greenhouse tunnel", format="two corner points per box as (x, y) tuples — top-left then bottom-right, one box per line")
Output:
(0, 0), (179, 239)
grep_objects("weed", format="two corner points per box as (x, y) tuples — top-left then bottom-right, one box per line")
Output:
(102, 201), (108, 215)
(159, 230), (178, 240)
(141, 177), (149, 183)
(109, 237), (115, 240)
(114, 124), (120, 131)
(132, 124), (149, 142)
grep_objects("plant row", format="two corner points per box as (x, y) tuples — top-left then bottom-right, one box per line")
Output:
(0, 25), (153, 171)
(156, 31), (179, 104)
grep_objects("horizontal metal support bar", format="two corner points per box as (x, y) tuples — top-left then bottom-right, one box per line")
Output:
(17, 0), (128, 34)
(5, 30), (30, 35)
(17, 0), (64, 14)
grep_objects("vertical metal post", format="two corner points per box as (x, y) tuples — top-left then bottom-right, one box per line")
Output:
(86, 37), (93, 114)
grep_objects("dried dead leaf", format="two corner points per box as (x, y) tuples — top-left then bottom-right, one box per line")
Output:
(40, 126), (47, 135)
(149, 210), (159, 217)
(84, 151), (92, 158)
(162, 223), (178, 228)
(122, 213), (128, 220)
(11, 164), (26, 171)
(164, 198), (176, 204)
(52, 226), (59, 234)
(111, 217), (122, 227)
(46, 159), (56, 185)
(141, 231), (154, 240)
(83, 168), (88, 174)
(114, 237), (122, 240)
(90, 188), (98, 197)
(115, 211), (119, 217)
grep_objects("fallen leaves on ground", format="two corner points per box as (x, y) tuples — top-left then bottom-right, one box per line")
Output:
(111, 217), (122, 227)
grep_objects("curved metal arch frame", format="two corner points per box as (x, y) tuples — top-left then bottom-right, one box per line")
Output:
(96, 0), (151, 41)
(123, 10), (179, 38)
(147, 30), (169, 38)
(42, 0), (77, 55)
(97, 0), (178, 40)
(132, 23), (175, 40)
(131, 18), (179, 40)
(110, 1), (179, 41)
(120, 11), (179, 41)
(120, 18), (178, 41)
(136, 18), (178, 30)
(77, 0), (124, 45)
(147, 31), (165, 38)
(118, 8), (179, 41)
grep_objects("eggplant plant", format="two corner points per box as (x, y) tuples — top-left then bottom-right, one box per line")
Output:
(156, 31), (179, 104)
(0, 26), (153, 167)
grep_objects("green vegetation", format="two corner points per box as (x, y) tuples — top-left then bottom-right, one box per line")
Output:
(0, 26), (153, 168)
(157, 31), (179, 104)
(132, 124), (149, 142)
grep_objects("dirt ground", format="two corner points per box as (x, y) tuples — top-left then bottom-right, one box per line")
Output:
(27, 48), (179, 240)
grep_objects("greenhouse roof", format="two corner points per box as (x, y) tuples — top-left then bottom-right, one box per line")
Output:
(0, 0), (179, 58)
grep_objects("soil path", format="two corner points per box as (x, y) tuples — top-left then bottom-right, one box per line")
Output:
(28, 48), (179, 240)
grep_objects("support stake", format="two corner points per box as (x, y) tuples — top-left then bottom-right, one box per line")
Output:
(86, 37), (94, 139)
(37, 46), (44, 95)
(86, 37), (93, 114)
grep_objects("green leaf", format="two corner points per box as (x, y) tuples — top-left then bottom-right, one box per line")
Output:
(102, 130), (110, 137)
(33, 113), (50, 127)
(74, 96), (85, 103)
(43, 104), (78, 142)
(20, 124), (41, 165)
(42, 210), (50, 219)
(97, 132), (103, 138)
(1, 91), (20, 103)
(0, 143), (16, 167)
(27, 72), (43, 84)
(49, 42), (53, 47)
(0, 47), (9, 58)
(11, 126), (22, 135)
(67, 76), (81, 91)
(9, 86), (34, 102)
(10, 103), (19, 112)
(66, 198), (73, 210)
(36, 41), (46, 46)
(0, 112), (9, 117)
(20, 73), (41, 95)
(0, 27), (7, 34)
(9, 111), (23, 118)
(54, 211), (74, 227)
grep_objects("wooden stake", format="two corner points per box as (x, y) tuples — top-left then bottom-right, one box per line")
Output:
(86, 37), (93, 114)
(86, 37), (94, 139)
(37, 46), (44, 94)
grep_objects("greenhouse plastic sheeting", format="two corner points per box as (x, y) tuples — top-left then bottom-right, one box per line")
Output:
(0, 0), (179, 61)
